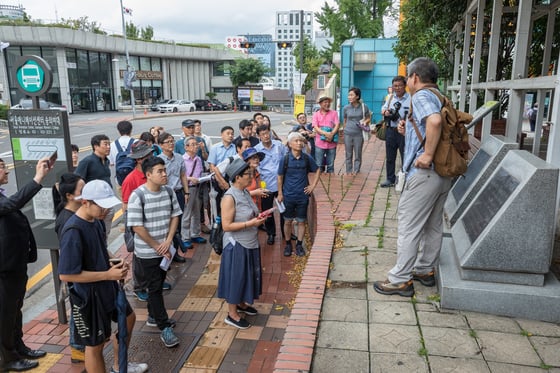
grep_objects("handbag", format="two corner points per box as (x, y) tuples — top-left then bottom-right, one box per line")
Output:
(374, 121), (387, 141)
(209, 217), (223, 255)
(359, 102), (371, 142)
(319, 126), (339, 143)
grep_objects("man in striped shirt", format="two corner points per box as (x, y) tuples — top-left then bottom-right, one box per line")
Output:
(127, 156), (181, 348)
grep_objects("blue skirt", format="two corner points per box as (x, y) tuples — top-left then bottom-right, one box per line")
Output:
(217, 242), (262, 305)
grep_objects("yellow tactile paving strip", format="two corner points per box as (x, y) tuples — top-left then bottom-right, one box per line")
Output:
(28, 353), (63, 372)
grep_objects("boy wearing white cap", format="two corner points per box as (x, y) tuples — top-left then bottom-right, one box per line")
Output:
(59, 180), (147, 373)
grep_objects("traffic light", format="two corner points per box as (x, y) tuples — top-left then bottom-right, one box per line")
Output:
(240, 42), (255, 49)
(277, 42), (292, 49)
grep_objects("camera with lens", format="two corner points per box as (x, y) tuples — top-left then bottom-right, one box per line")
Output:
(385, 101), (402, 122)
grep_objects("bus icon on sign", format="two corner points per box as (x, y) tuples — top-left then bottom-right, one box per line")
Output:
(21, 63), (41, 88)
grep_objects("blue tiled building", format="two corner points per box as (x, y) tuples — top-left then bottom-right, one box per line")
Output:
(338, 38), (399, 123)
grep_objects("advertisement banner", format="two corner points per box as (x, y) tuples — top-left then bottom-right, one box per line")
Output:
(294, 94), (306, 117)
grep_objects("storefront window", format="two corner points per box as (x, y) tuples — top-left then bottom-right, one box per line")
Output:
(140, 57), (150, 71)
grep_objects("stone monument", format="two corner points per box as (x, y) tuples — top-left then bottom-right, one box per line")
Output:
(439, 150), (560, 322)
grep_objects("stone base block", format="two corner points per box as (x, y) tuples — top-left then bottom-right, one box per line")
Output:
(439, 237), (560, 323)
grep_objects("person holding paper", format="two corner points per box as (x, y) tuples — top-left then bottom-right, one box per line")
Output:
(217, 158), (267, 330)
(127, 157), (181, 348)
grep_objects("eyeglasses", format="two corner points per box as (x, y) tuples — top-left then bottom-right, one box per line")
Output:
(242, 171), (254, 177)
(393, 84), (405, 88)
(162, 139), (175, 144)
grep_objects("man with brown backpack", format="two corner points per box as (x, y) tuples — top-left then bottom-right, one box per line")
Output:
(374, 57), (454, 297)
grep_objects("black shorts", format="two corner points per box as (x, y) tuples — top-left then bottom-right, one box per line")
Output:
(71, 290), (133, 347)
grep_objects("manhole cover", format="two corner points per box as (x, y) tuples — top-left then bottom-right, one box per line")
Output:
(104, 331), (200, 373)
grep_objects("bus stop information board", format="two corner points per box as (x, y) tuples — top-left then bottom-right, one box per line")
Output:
(8, 109), (72, 249)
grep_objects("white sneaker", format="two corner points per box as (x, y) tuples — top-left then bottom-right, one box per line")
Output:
(128, 362), (149, 373)
(111, 362), (149, 373)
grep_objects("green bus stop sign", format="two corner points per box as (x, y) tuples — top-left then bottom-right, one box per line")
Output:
(14, 55), (53, 96)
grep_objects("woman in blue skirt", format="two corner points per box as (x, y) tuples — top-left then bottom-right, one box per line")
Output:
(218, 158), (267, 329)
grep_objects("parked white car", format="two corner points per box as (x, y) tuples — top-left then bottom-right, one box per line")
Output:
(11, 99), (67, 111)
(159, 99), (195, 113)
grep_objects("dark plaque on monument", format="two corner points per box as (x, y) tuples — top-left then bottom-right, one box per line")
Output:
(461, 167), (519, 243)
(444, 135), (517, 227)
(452, 150), (490, 201)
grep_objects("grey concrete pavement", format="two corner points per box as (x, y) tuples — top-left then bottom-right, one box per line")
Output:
(313, 157), (560, 373)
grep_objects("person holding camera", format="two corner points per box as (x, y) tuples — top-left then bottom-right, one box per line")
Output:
(380, 76), (410, 187)
(291, 113), (315, 157)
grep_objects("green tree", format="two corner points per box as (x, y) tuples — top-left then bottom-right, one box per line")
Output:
(229, 57), (269, 103)
(206, 92), (217, 99)
(141, 25), (154, 41)
(60, 16), (105, 34)
(394, 0), (466, 81)
(315, 0), (392, 59)
(293, 36), (324, 93)
(126, 22), (139, 39)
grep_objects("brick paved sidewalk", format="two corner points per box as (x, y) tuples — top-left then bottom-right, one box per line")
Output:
(20, 135), (385, 373)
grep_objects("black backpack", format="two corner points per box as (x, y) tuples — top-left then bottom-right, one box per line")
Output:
(115, 139), (135, 185)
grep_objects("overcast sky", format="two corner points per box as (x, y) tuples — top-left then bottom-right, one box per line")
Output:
(9, 0), (337, 44)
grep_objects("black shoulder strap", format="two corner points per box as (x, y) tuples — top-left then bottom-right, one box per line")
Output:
(283, 153), (310, 173)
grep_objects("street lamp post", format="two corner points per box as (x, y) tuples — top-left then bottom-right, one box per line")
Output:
(119, 0), (136, 117)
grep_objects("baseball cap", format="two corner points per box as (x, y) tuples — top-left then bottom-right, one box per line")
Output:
(225, 158), (250, 180)
(242, 147), (265, 162)
(182, 119), (195, 127)
(75, 180), (121, 209)
(128, 140), (153, 159)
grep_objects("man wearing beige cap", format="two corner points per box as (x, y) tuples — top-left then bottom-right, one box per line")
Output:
(312, 96), (339, 173)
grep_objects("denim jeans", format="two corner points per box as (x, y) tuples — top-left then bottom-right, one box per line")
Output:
(315, 147), (336, 173)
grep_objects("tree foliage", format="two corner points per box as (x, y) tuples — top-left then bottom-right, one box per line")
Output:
(126, 22), (139, 39)
(229, 57), (269, 101)
(315, 0), (392, 60)
(60, 16), (105, 34)
(141, 25), (154, 41)
(293, 36), (324, 93)
(394, 0), (466, 81)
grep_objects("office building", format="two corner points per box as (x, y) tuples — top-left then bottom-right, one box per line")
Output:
(274, 10), (313, 90)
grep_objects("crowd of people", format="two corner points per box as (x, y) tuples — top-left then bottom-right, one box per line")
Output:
(1, 57), (452, 372)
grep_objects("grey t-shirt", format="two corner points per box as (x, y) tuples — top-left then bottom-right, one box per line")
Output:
(343, 103), (370, 136)
(222, 187), (260, 249)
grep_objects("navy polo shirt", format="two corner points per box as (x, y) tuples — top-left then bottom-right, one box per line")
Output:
(278, 152), (318, 202)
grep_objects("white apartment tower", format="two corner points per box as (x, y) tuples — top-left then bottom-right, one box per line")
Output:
(275, 10), (313, 90)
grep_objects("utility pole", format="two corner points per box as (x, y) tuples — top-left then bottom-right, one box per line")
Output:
(299, 10), (304, 93)
(119, 0), (136, 117)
